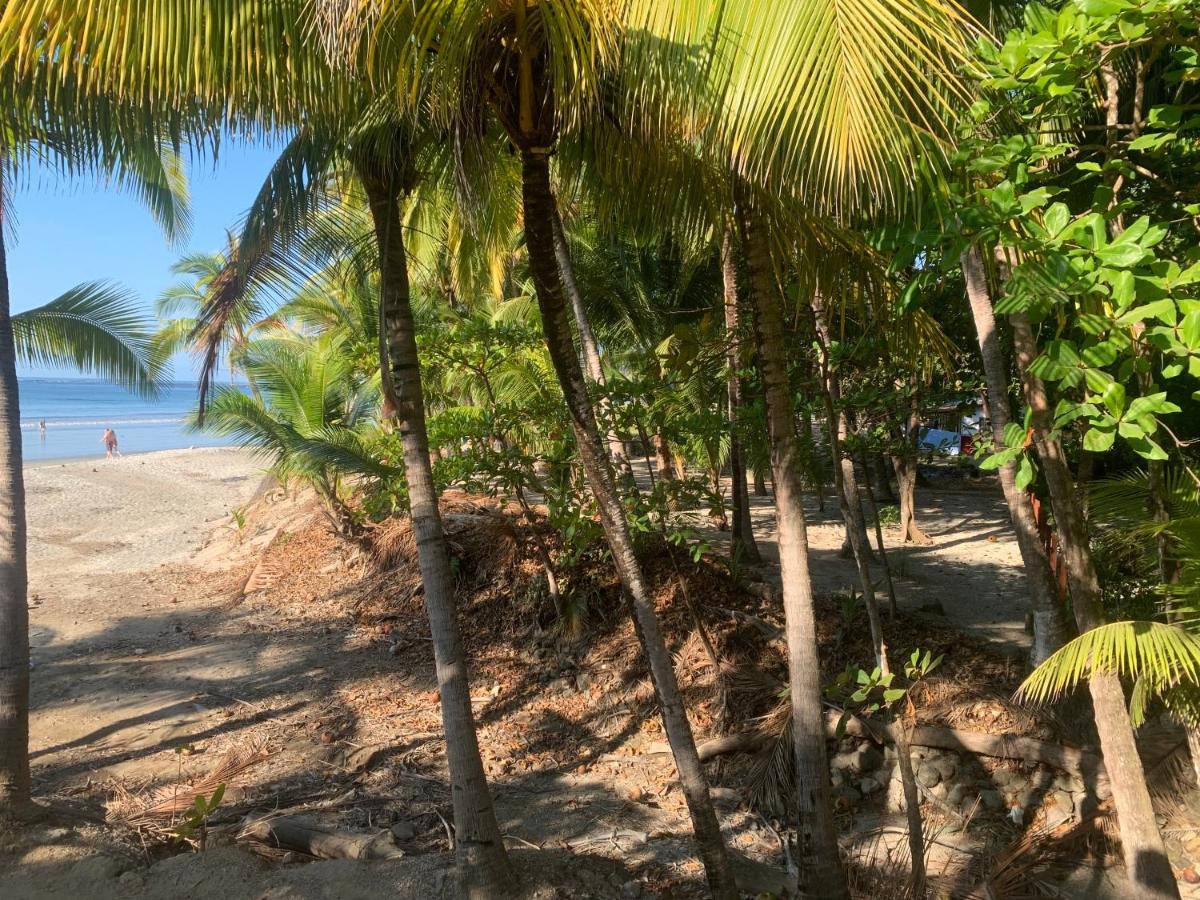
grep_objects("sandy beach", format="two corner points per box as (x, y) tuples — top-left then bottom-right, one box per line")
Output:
(25, 448), (266, 652)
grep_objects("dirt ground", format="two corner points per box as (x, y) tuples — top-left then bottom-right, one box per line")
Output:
(0, 451), (1161, 898)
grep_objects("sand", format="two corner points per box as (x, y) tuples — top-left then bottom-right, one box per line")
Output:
(25, 448), (267, 650)
(4, 449), (1092, 899)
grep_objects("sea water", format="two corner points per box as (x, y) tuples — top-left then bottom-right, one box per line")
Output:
(18, 377), (233, 462)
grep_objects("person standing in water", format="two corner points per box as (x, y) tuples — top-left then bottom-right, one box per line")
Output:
(101, 427), (120, 459)
(38, 420), (46, 442)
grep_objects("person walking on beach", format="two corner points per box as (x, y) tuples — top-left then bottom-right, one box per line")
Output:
(101, 427), (120, 459)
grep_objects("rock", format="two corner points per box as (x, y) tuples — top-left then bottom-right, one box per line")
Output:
(1032, 768), (1056, 790)
(931, 754), (958, 782)
(946, 784), (968, 808)
(930, 782), (950, 801)
(1043, 789), (1075, 830)
(916, 762), (941, 788)
(852, 745), (885, 773)
(859, 777), (882, 797)
(621, 880), (644, 898)
(886, 776), (907, 813)
(830, 752), (857, 774)
(990, 767), (1017, 788)
(979, 789), (1004, 812)
(390, 821), (417, 842)
(67, 856), (125, 881)
(548, 677), (573, 695)
(574, 671), (592, 691)
(1053, 772), (1086, 793)
(830, 771), (844, 789)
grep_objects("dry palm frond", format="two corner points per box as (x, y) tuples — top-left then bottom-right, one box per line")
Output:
(1139, 718), (1194, 810)
(748, 701), (795, 815)
(961, 814), (1110, 899)
(107, 742), (271, 828)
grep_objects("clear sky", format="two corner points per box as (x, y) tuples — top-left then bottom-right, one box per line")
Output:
(9, 139), (282, 381)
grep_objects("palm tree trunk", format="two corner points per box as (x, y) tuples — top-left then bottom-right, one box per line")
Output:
(1010, 311), (1179, 899)
(363, 172), (514, 897)
(0, 172), (32, 818)
(738, 197), (848, 899)
(961, 247), (1069, 666)
(551, 211), (631, 478)
(522, 151), (736, 899)
(721, 227), (761, 564)
(753, 467), (768, 496)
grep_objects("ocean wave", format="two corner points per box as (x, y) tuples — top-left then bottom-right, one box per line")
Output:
(21, 416), (188, 429)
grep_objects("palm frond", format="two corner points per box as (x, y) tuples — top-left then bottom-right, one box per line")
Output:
(13, 281), (158, 397)
(1017, 621), (1200, 707)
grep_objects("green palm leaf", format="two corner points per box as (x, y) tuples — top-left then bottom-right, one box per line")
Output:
(13, 281), (158, 397)
(1017, 620), (1200, 707)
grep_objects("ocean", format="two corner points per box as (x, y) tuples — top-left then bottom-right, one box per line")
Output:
(17, 377), (234, 463)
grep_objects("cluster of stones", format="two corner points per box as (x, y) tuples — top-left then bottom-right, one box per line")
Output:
(828, 738), (1091, 829)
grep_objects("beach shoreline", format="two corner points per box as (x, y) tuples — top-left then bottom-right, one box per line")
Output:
(23, 443), (245, 469)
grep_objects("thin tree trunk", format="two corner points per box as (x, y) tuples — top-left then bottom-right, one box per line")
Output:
(654, 432), (678, 486)
(871, 454), (896, 503)
(859, 451), (898, 619)
(836, 415), (872, 559)
(753, 467), (768, 496)
(892, 721), (926, 896)
(363, 171), (514, 897)
(961, 247), (1069, 666)
(721, 227), (761, 564)
(893, 390), (932, 545)
(522, 152), (736, 899)
(738, 197), (848, 899)
(0, 171), (32, 818)
(810, 297), (887, 669)
(551, 210), (631, 478)
(1010, 311), (1179, 900)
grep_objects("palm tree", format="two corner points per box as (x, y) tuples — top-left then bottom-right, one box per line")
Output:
(201, 332), (392, 533)
(736, 191), (848, 893)
(0, 116), (185, 816)
(153, 243), (281, 388)
(0, 270), (161, 816)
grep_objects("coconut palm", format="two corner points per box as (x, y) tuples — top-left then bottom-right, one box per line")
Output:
(153, 244), (282, 387)
(201, 332), (392, 532)
(0, 131), (185, 817)
(315, 3), (978, 894)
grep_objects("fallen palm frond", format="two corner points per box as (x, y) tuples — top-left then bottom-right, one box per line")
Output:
(107, 742), (272, 829)
(960, 813), (1109, 898)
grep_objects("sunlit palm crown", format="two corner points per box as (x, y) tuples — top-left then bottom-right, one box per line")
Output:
(316, 0), (978, 216)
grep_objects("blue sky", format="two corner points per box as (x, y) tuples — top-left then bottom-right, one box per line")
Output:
(10, 139), (282, 381)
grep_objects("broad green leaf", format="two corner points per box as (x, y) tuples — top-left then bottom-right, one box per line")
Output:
(1083, 426), (1115, 452)
(1015, 455), (1036, 490)
(1096, 243), (1147, 268)
(1099, 382), (1125, 418)
(1044, 202), (1071, 236)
